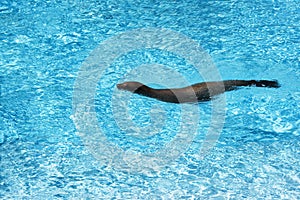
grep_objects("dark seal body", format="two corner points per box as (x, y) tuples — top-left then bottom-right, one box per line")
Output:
(117, 80), (280, 103)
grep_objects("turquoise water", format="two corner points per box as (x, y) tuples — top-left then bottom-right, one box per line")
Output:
(1, 0), (300, 199)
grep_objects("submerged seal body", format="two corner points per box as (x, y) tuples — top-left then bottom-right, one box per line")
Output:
(117, 80), (280, 103)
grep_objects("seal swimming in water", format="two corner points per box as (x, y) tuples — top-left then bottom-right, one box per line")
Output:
(117, 80), (280, 103)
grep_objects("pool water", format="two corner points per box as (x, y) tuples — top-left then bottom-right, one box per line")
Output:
(1, 0), (299, 199)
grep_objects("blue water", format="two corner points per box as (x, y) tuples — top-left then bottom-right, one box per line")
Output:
(1, 0), (300, 199)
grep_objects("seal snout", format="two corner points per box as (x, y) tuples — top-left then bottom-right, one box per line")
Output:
(116, 83), (125, 90)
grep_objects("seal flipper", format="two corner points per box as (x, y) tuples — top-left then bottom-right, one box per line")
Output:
(223, 80), (280, 91)
(250, 80), (280, 88)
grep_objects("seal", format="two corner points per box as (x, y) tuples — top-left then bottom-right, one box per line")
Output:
(117, 80), (280, 103)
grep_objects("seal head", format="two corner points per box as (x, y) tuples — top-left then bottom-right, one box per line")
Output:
(117, 81), (144, 92)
